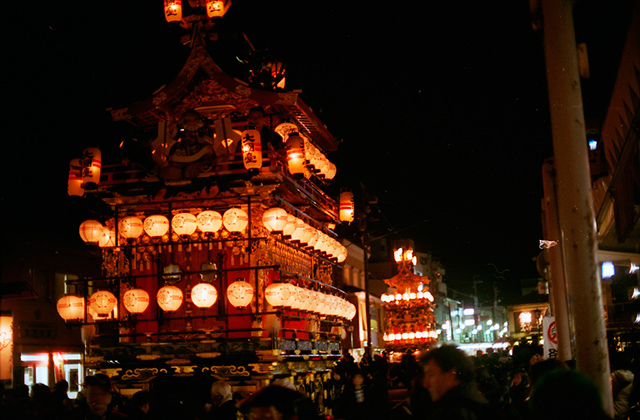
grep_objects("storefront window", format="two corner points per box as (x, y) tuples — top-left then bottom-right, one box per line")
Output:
(21, 352), (82, 398)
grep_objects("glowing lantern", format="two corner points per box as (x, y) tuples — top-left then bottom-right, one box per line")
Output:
(339, 191), (355, 222)
(68, 158), (84, 196)
(144, 215), (170, 238)
(79, 220), (104, 244)
(264, 283), (293, 307)
(123, 289), (150, 314)
(300, 223), (314, 245)
(325, 163), (337, 180)
(172, 213), (197, 236)
(197, 210), (223, 232)
(282, 214), (297, 237)
(164, 0), (182, 22)
(286, 133), (306, 175)
(306, 229), (319, 249)
(336, 245), (348, 263)
(57, 296), (85, 321)
(191, 283), (218, 308)
(262, 208), (288, 232)
(98, 228), (116, 248)
(206, 0), (230, 18)
(89, 291), (117, 317)
(290, 218), (305, 243)
(314, 234), (327, 253)
(157, 286), (183, 312)
(119, 216), (144, 239)
(81, 148), (101, 189)
(223, 208), (248, 232)
(241, 129), (262, 170)
(227, 280), (254, 307)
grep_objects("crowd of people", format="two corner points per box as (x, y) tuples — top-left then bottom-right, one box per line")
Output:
(2, 342), (639, 420)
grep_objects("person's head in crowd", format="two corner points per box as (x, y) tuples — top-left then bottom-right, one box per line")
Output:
(247, 106), (267, 131)
(84, 374), (114, 418)
(529, 369), (609, 420)
(419, 345), (476, 402)
(210, 381), (233, 407)
(529, 358), (567, 388)
(131, 390), (151, 414)
(240, 384), (319, 420)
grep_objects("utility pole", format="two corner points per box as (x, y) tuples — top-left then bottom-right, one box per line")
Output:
(541, 0), (613, 414)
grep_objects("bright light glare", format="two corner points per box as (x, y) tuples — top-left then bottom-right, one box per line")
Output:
(602, 262), (615, 279)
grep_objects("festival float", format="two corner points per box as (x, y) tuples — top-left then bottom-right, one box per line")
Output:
(57, 2), (354, 413)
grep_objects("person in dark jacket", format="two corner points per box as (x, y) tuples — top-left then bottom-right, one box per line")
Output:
(418, 345), (490, 420)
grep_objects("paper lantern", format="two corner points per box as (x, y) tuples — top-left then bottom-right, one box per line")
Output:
(290, 218), (305, 243)
(285, 133), (306, 175)
(227, 280), (253, 307)
(282, 214), (297, 237)
(143, 215), (170, 237)
(336, 245), (348, 263)
(206, 0), (230, 18)
(164, 0), (182, 22)
(191, 283), (218, 308)
(57, 296), (85, 321)
(197, 211), (223, 233)
(223, 208), (248, 232)
(98, 228), (116, 248)
(89, 291), (117, 317)
(306, 229), (319, 249)
(172, 213), (197, 236)
(262, 207), (288, 232)
(241, 129), (262, 170)
(81, 148), (101, 188)
(339, 191), (355, 222)
(79, 220), (104, 243)
(264, 283), (293, 307)
(123, 289), (150, 314)
(157, 286), (183, 312)
(119, 216), (144, 239)
(325, 163), (337, 180)
(68, 158), (84, 196)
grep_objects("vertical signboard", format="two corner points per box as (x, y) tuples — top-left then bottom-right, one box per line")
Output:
(543, 316), (558, 359)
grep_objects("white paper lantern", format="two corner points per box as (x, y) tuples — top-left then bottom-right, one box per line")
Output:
(172, 213), (197, 236)
(191, 283), (218, 308)
(227, 280), (254, 307)
(197, 210), (223, 232)
(157, 286), (183, 312)
(89, 291), (117, 316)
(286, 133), (306, 175)
(144, 215), (170, 237)
(241, 129), (262, 170)
(68, 158), (84, 196)
(223, 208), (249, 232)
(282, 214), (297, 237)
(123, 289), (150, 314)
(290, 218), (305, 243)
(82, 147), (101, 187)
(339, 191), (355, 223)
(264, 283), (293, 307)
(119, 216), (144, 239)
(98, 228), (116, 248)
(79, 220), (104, 243)
(262, 208), (288, 232)
(57, 296), (85, 321)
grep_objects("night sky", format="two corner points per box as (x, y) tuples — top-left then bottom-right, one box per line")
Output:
(3, 1), (633, 305)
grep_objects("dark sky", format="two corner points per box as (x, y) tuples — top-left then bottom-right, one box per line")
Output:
(3, 1), (632, 304)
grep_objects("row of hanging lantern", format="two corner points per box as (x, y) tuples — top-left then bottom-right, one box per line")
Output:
(264, 282), (356, 320)
(79, 208), (249, 247)
(57, 279), (356, 321)
(380, 290), (435, 303)
(164, 0), (231, 22)
(68, 148), (101, 196)
(262, 207), (347, 262)
(383, 330), (438, 342)
(274, 123), (336, 180)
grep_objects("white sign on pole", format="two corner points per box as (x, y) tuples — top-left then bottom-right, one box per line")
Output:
(543, 316), (558, 359)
